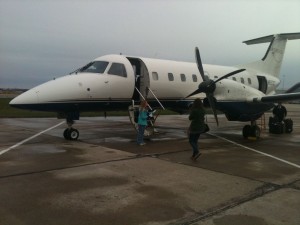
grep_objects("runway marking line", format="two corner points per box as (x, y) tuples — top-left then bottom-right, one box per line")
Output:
(0, 121), (64, 156)
(209, 133), (300, 169)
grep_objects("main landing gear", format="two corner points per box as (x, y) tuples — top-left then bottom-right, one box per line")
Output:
(63, 120), (79, 140)
(242, 121), (261, 139)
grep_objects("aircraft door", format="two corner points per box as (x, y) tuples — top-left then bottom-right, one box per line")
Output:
(257, 75), (268, 94)
(128, 58), (149, 101)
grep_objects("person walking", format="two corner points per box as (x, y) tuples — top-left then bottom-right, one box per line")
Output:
(188, 98), (206, 160)
(137, 100), (148, 146)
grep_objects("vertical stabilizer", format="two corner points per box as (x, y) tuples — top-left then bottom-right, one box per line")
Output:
(239, 33), (300, 77)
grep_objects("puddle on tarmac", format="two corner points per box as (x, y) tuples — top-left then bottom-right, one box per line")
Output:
(25, 145), (66, 154)
(102, 137), (132, 143)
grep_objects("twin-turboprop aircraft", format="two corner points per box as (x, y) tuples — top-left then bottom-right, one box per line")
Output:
(10, 32), (300, 140)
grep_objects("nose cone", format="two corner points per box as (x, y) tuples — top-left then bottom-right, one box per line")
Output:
(9, 89), (39, 109)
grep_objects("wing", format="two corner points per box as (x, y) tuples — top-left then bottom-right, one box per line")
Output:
(252, 92), (300, 103)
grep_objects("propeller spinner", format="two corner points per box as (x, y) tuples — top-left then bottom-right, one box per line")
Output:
(187, 47), (245, 126)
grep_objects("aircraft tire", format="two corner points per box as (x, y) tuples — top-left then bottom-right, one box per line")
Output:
(242, 125), (251, 139)
(64, 128), (71, 140)
(63, 128), (79, 140)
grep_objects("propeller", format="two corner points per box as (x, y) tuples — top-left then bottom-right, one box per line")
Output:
(187, 47), (245, 126)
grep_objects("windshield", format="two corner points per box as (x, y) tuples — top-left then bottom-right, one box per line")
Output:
(79, 61), (109, 74)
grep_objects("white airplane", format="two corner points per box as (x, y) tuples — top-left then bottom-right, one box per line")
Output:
(10, 32), (300, 140)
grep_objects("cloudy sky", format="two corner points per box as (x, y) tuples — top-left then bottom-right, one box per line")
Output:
(0, 0), (299, 89)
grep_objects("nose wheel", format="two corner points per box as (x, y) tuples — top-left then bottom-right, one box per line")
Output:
(63, 128), (79, 140)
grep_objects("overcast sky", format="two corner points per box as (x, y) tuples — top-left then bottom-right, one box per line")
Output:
(0, 0), (299, 89)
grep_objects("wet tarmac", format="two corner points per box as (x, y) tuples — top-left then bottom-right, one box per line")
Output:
(0, 104), (299, 225)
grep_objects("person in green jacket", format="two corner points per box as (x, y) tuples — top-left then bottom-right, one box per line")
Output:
(188, 98), (206, 160)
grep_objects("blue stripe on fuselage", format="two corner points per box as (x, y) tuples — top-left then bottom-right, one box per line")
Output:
(11, 98), (274, 122)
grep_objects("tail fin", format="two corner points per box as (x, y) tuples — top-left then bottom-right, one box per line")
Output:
(238, 32), (300, 77)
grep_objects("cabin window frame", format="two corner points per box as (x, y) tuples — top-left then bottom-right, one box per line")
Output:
(248, 78), (252, 84)
(168, 73), (174, 81)
(180, 74), (186, 82)
(152, 72), (159, 81)
(192, 74), (197, 82)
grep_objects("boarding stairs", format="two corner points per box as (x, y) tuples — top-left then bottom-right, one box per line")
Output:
(128, 87), (165, 136)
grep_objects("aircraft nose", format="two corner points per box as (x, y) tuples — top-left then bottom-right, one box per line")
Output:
(9, 89), (39, 108)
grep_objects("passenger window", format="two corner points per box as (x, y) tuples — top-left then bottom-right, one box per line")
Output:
(80, 61), (109, 74)
(214, 76), (218, 79)
(168, 73), (174, 81)
(192, 74), (197, 82)
(180, 74), (186, 82)
(232, 77), (237, 81)
(108, 63), (127, 77)
(152, 72), (159, 81)
(248, 78), (252, 84)
(241, 78), (245, 84)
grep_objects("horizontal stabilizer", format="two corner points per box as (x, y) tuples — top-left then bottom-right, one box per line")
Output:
(286, 82), (300, 93)
(243, 32), (300, 45)
(253, 92), (300, 103)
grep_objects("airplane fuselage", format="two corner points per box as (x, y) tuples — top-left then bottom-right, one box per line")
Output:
(10, 54), (278, 121)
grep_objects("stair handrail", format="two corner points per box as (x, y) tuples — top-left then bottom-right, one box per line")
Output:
(147, 87), (165, 110)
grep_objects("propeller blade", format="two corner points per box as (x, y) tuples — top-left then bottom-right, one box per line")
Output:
(213, 69), (245, 84)
(185, 89), (202, 99)
(185, 47), (207, 99)
(195, 47), (206, 81)
(207, 94), (219, 126)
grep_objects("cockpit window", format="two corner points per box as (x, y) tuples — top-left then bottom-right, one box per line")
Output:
(80, 61), (109, 73)
(107, 63), (127, 77)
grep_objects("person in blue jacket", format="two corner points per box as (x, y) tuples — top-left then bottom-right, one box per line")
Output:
(137, 100), (149, 145)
